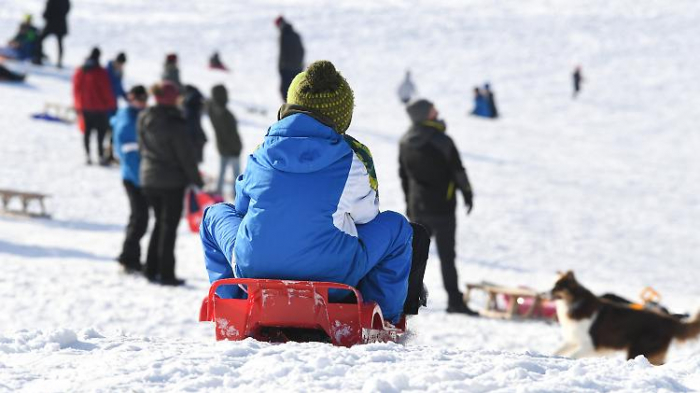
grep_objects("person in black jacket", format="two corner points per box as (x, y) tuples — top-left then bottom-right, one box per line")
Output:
(275, 16), (304, 102)
(399, 99), (477, 315)
(33, 0), (70, 67)
(138, 81), (204, 286)
(208, 84), (242, 199)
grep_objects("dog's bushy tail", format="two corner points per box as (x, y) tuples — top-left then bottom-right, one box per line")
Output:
(675, 311), (700, 341)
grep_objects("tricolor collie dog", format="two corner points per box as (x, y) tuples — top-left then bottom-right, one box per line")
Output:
(551, 271), (700, 365)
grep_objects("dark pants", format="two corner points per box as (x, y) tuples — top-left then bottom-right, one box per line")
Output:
(404, 222), (430, 315)
(34, 30), (64, 67)
(82, 111), (110, 160)
(411, 214), (461, 304)
(143, 187), (185, 281)
(118, 180), (149, 268)
(279, 68), (302, 102)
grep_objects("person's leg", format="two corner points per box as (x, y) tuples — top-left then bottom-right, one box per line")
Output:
(231, 156), (241, 199)
(431, 215), (461, 303)
(200, 203), (245, 298)
(82, 112), (95, 163)
(216, 155), (228, 195)
(56, 34), (64, 68)
(354, 211), (413, 323)
(157, 188), (185, 282)
(119, 180), (149, 270)
(143, 188), (162, 281)
(403, 222), (430, 315)
(95, 113), (109, 163)
(32, 30), (48, 64)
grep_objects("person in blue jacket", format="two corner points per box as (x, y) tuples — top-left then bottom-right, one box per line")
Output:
(113, 85), (149, 273)
(106, 52), (127, 102)
(200, 60), (430, 323)
(470, 87), (491, 118)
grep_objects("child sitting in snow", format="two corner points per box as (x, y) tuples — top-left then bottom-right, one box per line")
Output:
(200, 60), (429, 323)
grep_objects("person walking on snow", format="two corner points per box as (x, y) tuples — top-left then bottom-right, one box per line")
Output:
(275, 16), (305, 102)
(399, 99), (477, 315)
(397, 70), (416, 104)
(33, 0), (70, 67)
(138, 81), (204, 286)
(208, 84), (242, 199)
(112, 85), (149, 274)
(200, 60), (430, 323)
(72, 47), (116, 165)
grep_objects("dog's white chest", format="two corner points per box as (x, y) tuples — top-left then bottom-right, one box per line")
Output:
(556, 300), (596, 344)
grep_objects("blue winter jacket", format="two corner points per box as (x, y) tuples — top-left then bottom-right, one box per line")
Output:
(106, 61), (126, 101)
(111, 106), (142, 186)
(472, 94), (492, 117)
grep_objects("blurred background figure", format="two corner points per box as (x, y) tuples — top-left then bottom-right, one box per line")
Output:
(72, 47), (116, 166)
(3, 14), (39, 61)
(275, 15), (304, 102)
(483, 83), (498, 119)
(0, 63), (26, 82)
(470, 86), (490, 118)
(182, 84), (207, 163)
(33, 0), (70, 67)
(107, 52), (127, 102)
(573, 65), (583, 98)
(397, 70), (416, 104)
(112, 85), (149, 274)
(162, 53), (182, 90)
(138, 81), (203, 286)
(207, 84), (242, 200)
(209, 51), (228, 71)
(399, 99), (476, 315)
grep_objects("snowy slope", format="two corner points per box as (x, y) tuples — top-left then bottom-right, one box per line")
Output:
(1, 0), (700, 391)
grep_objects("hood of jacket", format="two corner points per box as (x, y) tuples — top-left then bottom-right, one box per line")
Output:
(255, 113), (349, 174)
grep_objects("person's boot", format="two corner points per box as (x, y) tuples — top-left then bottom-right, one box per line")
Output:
(447, 293), (479, 316)
(159, 277), (186, 287)
(403, 222), (430, 315)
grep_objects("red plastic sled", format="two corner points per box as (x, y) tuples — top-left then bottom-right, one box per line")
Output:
(186, 189), (223, 233)
(199, 278), (406, 347)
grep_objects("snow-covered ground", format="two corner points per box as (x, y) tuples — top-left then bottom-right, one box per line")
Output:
(1, 0), (699, 391)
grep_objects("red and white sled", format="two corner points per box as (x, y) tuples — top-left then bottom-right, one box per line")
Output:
(199, 278), (405, 347)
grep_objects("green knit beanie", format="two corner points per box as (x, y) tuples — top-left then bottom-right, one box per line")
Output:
(286, 60), (354, 133)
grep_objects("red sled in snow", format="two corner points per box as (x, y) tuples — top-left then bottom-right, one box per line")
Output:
(186, 188), (223, 233)
(199, 278), (406, 347)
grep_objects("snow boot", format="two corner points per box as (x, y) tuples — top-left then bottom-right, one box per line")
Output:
(447, 295), (479, 316)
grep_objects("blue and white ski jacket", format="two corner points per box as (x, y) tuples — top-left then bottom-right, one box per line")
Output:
(111, 106), (141, 186)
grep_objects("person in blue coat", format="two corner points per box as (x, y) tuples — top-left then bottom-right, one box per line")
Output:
(106, 53), (127, 102)
(200, 61), (430, 323)
(112, 85), (149, 273)
(470, 87), (491, 118)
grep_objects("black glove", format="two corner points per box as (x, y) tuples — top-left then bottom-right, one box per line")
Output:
(464, 190), (473, 215)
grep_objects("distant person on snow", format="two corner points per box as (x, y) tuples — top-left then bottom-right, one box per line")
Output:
(138, 81), (204, 286)
(207, 84), (242, 199)
(483, 83), (498, 119)
(573, 66), (583, 98)
(104, 52), (127, 163)
(182, 84), (207, 163)
(397, 70), (416, 104)
(112, 85), (149, 274)
(399, 99), (477, 315)
(33, 0), (70, 67)
(470, 87), (491, 118)
(4, 14), (39, 61)
(209, 51), (228, 71)
(200, 60), (430, 324)
(275, 16), (305, 102)
(72, 47), (116, 166)
(162, 53), (182, 91)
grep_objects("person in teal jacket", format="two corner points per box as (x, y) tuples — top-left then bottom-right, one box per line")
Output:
(200, 61), (429, 323)
(112, 85), (149, 273)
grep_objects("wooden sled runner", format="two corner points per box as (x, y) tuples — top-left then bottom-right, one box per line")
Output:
(464, 282), (557, 322)
(0, 189), (50, 218)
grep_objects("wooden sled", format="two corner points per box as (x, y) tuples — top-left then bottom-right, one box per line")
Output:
(0, 189), (51, 218)
(464, 282), (557, 322)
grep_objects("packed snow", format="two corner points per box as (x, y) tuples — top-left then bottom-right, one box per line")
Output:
(1, 0), (700, 391)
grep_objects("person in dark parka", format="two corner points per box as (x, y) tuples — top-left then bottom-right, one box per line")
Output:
(182, 84), (207, 163)
(207, 84), (242, 198)
(399, 99), (477, 315)
(275, 16), (305, 102)
(138, 81), (204, 286)
(33, 0), (70, 67)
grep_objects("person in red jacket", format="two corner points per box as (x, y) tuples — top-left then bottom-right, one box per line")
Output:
(73, 47), (116, 165)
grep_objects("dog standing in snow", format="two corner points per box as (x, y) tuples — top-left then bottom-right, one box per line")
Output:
(551, 271), (700, 365)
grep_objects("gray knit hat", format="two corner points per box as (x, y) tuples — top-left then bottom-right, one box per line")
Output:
(406, 99), (434, 124)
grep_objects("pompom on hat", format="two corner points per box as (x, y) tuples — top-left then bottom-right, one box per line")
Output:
(286, 60), (354, 134)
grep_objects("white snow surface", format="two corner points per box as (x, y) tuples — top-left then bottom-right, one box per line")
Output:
(1, 0), (700, 391)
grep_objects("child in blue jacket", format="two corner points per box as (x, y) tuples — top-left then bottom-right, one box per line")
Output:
(200, 61), (429, 323)
(112, 85), (149, 273)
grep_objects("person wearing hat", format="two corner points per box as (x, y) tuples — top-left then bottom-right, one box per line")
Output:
(138, 81), (203, 286)
(72, 47), (116, 165)
(112, 85), (149, 273)
(33, 0), (70, 67)
(200, 60), (430, 323)
(275, 16), (305, 102)
(399, 99), (476, 315)
(207, 84), (242, 199)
